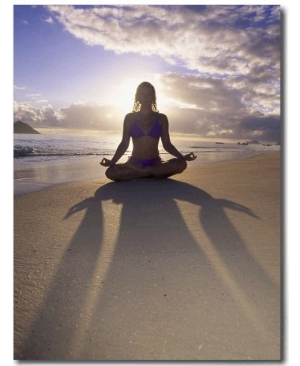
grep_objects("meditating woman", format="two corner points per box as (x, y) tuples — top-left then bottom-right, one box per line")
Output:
(100, 81), (197, 181)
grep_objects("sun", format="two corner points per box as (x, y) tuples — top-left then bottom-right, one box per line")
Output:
(100, 73), (173, 116)
(115, 78), (139, 112)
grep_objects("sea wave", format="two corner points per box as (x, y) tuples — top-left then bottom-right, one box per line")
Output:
(14, 133), (280, 160)
(13, 146), (115, 158)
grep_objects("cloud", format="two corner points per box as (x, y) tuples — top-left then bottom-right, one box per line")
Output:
(157, 72), (280, 141)
(14, 5), (280, 142)
(14, 101), (124, 131)
(14, 69), (281, 142)
(14, 85), (26, 90)
(238, 114), (281, 141)
(46, 5), (280, 78)
(14, 102), (62, 127)
(43, 16), (54, 24)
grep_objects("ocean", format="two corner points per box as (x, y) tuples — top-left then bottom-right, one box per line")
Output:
(14, 132), (280, 196)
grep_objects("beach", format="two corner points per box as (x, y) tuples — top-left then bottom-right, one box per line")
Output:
(14, 152), (281, 361)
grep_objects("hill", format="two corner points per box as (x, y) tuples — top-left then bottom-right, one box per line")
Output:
(14, 121), (40, 134)
(247, 139), (261, 144)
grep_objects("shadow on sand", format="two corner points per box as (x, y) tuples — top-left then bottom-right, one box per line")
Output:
(18, 179), (280, 360)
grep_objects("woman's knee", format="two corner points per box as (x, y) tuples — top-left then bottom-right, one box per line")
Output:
(159, 158), (187, 177)
(105, 166), (119, 181)
(177, 158), (187, 173)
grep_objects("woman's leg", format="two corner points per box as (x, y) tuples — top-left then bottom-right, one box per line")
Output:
(105, 158), (187, 181)
(148, 158), (187, 179)
(105, 162), (151, 181)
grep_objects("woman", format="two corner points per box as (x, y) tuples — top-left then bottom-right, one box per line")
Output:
(100, 81), (197, 181)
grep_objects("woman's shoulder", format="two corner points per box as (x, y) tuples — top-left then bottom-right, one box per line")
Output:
(125, 112), (136, 118)
(124, 112), (137, 123)
(157, 112), (168, 123)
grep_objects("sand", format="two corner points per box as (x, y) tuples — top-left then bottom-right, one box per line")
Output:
(14, 152), (281, 361)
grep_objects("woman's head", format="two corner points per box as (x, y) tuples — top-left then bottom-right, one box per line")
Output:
(133, 81), (158, 112)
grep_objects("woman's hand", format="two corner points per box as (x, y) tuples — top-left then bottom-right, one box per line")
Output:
(100, 158), (114, 167)
(183, 152), (197, 161)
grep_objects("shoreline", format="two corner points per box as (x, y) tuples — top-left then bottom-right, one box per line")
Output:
(14, 151), (281, 360)
(14, 150), (276, 197)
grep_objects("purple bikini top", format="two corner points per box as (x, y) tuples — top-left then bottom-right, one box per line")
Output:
(129, 119), (162, 139)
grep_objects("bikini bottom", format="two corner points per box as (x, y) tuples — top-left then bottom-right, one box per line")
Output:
(128, 156), (162, 167)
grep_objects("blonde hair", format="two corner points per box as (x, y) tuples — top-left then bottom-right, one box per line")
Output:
(132, 81), (158, 112)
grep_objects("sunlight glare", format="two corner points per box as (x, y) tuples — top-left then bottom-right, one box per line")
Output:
(104, 74), (174, 115)
(111, 77), (142, 115)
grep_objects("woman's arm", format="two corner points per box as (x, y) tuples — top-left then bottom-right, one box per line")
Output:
(100, 115), (131, 166)
(160, 114), (185, 159)
(160, 114), (197, 161)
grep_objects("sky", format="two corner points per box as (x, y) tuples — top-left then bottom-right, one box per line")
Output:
(13, 4), (281, 142)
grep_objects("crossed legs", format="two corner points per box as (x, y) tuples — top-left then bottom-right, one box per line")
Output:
(105, 158), (187, 181)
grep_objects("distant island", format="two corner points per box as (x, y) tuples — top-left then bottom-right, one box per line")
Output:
(247, 140), (260, 144)
(14, 120), (40, 134)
